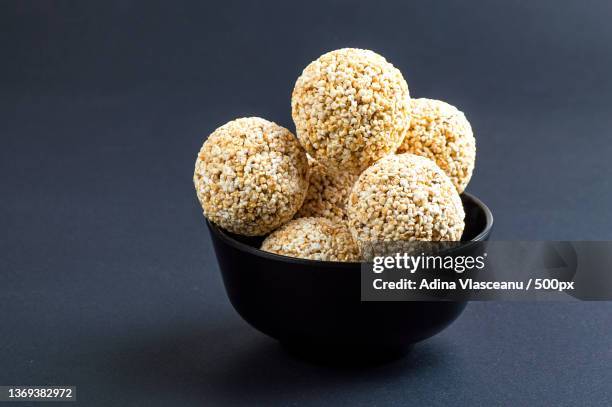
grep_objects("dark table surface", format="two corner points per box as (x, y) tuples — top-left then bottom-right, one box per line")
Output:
(1, 1), (611, 405)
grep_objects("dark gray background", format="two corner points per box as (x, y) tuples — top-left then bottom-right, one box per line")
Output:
(1, 0), (611, 405)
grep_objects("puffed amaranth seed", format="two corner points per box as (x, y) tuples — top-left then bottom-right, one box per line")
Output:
(347, 154), (465, 248)
(292, 48), (410, 175)
(261, 217), (360, 262)
(397, 98), (475, 193)
(295, 156), (358, 222)
(194, 117), (309, 236)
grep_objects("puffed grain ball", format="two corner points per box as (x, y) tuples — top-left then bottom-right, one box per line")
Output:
(295, 156), (358, 222)
(397, 98), (475, 193)
(292, 48), (410, 175)
(194, 117), (309, 236)
(347, 154), (465, 248)
(261, 217), (360, 262)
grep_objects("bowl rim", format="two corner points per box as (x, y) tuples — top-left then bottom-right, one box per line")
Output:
(206, 192), (494, 268)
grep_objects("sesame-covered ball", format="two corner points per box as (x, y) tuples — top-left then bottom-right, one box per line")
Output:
(194, 117), (309, 236)
(397, 98), (475, 193)
(291, 48), (410, 175)
(261, 217), (360, 262)
(347, 154), (465, 247)
(295, 156), (358, 222)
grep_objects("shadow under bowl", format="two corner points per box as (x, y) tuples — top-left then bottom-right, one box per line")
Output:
(207, 192), (493, 360)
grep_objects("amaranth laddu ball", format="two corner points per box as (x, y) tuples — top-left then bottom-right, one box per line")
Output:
(261, 217), (360, 262)
(194, 117), (309, 236)
(347, 153), (465, 249)
(295, 156), (358, 222)
(291, 48), (410, 175)
(397, 98), (475, 193)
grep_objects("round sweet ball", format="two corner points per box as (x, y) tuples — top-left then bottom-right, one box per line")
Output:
(194, 117), (309, 236)
(261, 217), (360, 262)
(291, 48), (410, 175)
(295, 156), (358, 222)
(347, 154), (465, 247)
(397, 98), (475, 193)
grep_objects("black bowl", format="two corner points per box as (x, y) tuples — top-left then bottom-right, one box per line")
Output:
(207, 193), (493, 360)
